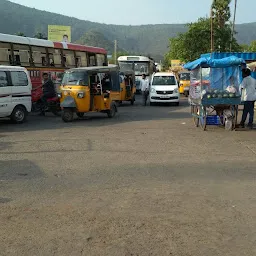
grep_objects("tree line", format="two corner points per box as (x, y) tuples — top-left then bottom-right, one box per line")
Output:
(164, 0), (256, 67)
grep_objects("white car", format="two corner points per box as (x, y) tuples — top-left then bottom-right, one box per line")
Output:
(0, 66), (32, 123)
(149, 72), (180, 105)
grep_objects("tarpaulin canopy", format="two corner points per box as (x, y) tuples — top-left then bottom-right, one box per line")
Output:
(183, 56), (245, 70)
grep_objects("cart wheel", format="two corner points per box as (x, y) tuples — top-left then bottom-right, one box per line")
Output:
(199, 106), (207, 131)
(231, 105), (238, 130)
(191, 105), (199, 127)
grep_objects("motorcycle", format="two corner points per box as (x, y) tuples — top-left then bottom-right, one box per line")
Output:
(31, 87), (61, 116)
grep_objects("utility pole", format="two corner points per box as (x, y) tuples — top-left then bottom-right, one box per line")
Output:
(114, 40), (117, 64)
(230, 0), (238, 52)
(210, 6), (214, 55)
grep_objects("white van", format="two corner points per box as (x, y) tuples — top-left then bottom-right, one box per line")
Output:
(0, 66), (32, 123)
(149, 72), (180, 106)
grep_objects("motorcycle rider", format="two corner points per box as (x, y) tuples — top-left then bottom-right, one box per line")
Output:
(40, 72), (56, 115)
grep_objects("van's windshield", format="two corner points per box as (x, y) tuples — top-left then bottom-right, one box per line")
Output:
(61, 71), (88, 86)
(152, 76), (176, 86)
(179, 73), (190, 81)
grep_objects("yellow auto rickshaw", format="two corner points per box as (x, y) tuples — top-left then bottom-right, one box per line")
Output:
(119, 70), (136, 105)
(58, 66), (119, 122)
(178, 71), (190, 97)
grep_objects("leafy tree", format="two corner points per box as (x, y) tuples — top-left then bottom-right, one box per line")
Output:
(167, 18), (212, 62)
(166, 0), (241, 63)
(16, 32), (26, 37)
(34, 32), (47, 40)
(240, 44), (250, 52)
(212, 0), (231, 29)
(235, 41), (256, 52)
(249, 41), (256, 51)
(211, 0), (241, 52)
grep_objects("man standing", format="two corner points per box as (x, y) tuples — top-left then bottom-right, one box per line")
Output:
(40, 73), (56, 115)
(239, 68), (256, 129)
(141, 74), (149, 106)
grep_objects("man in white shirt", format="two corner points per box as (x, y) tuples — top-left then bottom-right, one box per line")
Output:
(141, 74), (149, 106)
(239, 68), (256, 128)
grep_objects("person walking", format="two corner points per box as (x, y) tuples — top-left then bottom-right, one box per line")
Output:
(239, 68), (256, 129)
(141, 74), (149, 106)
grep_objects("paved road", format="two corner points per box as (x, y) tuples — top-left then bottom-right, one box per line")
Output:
(1, 97), (256, 256)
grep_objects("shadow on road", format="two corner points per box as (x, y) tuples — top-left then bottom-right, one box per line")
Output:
(0, 98), (190, 133)
(0, 159), (45, 181)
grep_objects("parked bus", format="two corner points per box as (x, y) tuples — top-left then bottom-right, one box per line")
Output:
(0, 33), (107, 102)
(117, 56), (156, 93)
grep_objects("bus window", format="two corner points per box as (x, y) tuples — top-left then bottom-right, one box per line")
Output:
(53, 49), (62, 67)
(63, 50), (75, 68)
(13, 44), (30, 66)
(0, 42), (11, 65)
(75, 51), (87, 67)
(88, 54), (96, 66)
(31, 46), (46, 67)
(96, 54), (105, 66)
(47, 48), (55, 66)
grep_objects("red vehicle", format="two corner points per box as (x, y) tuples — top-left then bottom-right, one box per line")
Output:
(0, 33), (108, 105)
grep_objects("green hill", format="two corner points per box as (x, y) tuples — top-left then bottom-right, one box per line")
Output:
(0, 0), (256, 61)
(75, 30), (125, 53)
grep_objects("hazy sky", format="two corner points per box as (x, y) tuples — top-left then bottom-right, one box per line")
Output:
(9, 0), (256, 25)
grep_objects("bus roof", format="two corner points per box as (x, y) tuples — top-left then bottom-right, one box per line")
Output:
(0, 33), (107, 55)
(117, 56), (153, 62)
(0, 65), (28, 71)
(66, 65), (119, 73)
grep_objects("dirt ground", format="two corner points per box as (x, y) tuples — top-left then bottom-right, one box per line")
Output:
(1, 98), (256, 256)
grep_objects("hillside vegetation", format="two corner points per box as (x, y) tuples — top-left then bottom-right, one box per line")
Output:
(0, 0), (256, 60)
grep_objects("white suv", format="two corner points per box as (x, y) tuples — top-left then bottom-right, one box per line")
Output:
(149, 72), (180, 106)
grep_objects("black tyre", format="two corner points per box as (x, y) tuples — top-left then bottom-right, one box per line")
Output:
(175, 102), (180, 106)
(10, 106), (27, 124)
(76, 112), (84, 118)
(62, 109), (74, 122)
(107, 103), (117, 118)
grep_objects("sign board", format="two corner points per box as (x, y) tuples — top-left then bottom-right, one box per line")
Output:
(48, 25), (71, 43)
(171, 59), (182, 67)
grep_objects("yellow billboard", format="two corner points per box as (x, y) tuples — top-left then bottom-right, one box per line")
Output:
(48, 25), (71, 43)
(171, 59), (182, 67)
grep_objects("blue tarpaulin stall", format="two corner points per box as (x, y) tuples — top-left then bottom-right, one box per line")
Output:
(183, 56), (245, 70)
(201, 52), (256, 79)
(184, 56), (245, 131)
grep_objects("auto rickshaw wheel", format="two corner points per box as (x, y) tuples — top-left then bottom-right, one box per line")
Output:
(62, 109), (74, 122)
(76, 112), (84, 118)
(107, 103), (117, 118)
